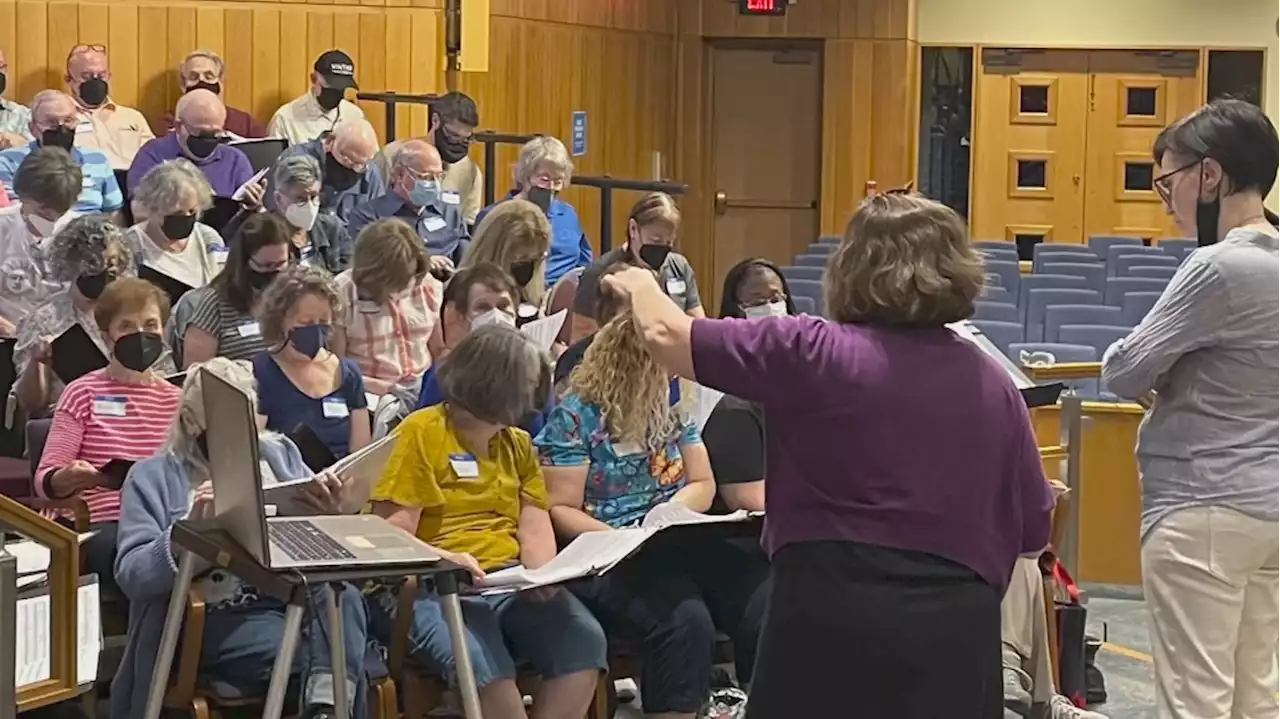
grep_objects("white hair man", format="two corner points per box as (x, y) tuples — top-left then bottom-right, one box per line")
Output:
(162, 49), (268, 139)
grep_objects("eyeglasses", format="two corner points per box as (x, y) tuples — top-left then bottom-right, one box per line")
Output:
(67, 44), (107, 61)
(1152, 159), (1201, 206)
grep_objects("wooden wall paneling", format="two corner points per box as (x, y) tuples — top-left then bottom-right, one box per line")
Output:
(673, 34), (714, 308)
(107, 3), (140, 110)
(406, 8), (442, 137)
(135, 5), (171, 123)
(224, 8), (256, 121)
(279, 7), (313, 115)
(46, 3), (78, 90)
(821, 39), (871, 234)
(358, 11), (388, 141)
(12, 1), (50, 100)
(251, 8), (282, 123)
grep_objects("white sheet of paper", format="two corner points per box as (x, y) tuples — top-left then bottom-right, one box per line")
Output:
(640, 502), (752, 530)
(15, 579), (100, 689)
(480, 528), (653, 593)
(519, 309), (567, 352)
(232, 167), (270, 201)
(5, 532), (98, 575)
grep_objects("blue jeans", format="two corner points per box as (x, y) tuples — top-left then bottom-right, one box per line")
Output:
(368, 585), (607, 687)
(199, 583), (368, 711)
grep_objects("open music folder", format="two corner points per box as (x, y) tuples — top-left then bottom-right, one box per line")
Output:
(479, 506), (762, 595)
(947, 320), (1064, 408)
(50, 324), (108, 385)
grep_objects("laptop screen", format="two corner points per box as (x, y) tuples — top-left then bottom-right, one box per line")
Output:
(201, 369), (270, 565)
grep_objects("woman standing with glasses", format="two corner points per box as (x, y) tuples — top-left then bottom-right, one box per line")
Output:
(1103, 98), (1279, 719)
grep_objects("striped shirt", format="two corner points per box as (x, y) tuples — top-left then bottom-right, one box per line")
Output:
(335, 270), (440, 383)
(34, 369), (182, 524)
(0, 142), (124, 213)
(187, 288), (269, 361)
(1102, 227), (1279, 537)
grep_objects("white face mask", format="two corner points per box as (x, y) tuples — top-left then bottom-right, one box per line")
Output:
(743, 300), (787, 319)
(470, 307), (516, 330)
(282, 197), (320, 232)
(23, 211), (59, 238)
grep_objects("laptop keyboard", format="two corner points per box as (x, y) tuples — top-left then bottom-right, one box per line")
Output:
(268, 521), (356, 562)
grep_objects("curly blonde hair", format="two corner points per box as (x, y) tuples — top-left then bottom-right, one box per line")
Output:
(567, 311), (680, 450)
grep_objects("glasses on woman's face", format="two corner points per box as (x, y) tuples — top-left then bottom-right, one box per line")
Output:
(248, 256), (290, 273)
(1152, 159), (1201, 207)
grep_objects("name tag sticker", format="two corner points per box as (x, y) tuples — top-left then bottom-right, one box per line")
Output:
(355, 300), (381, 314)
(91, 395), (127, 418)
(423, 216), (447, 232)
(441, 191), (461, 205)
(610, 440), (645, 457)
(236, 321), (260, 338)
(210, 246), (228, 264)
(75, 118), (93, 134)
(666, 279), (686, 295)
(322, 397), (350, 419)
(449, 453), (480, 478)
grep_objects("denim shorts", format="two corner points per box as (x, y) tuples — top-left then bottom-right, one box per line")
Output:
(368, 585), (608, 687)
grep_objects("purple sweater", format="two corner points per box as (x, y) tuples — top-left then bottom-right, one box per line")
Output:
(690, 315), (1053, 590)
(126, 132), (254, 199)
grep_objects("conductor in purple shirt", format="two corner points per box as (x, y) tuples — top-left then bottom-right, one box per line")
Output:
(602, 191), (1054, 719)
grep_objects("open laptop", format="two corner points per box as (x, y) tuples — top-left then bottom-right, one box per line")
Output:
(202, 368), (440, 570)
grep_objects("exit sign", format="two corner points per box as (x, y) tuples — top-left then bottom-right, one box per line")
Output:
(739, 0), (787, 16)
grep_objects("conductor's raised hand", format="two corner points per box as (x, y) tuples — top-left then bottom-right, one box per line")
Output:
(600, 266), (661, 305)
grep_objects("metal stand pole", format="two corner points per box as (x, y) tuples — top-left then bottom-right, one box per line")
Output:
(1058, 395), (1084, 576)
(436, 571), (483, 718)
(0, 549), (16, 719)
(325, 583), (350, 719)
(143, 550), (197, 719)
(262, 603), (305, 719)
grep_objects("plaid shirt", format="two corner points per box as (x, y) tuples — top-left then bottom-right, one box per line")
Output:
(335, 270), (441, 384)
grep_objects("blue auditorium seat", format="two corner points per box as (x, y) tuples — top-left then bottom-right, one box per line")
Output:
(1044, 305), (1124, 344)
(1025, 288), (1102, 342)
(1057, 324), (1131, 359)
(1106, 245), (1167, 276)
(1034, 251), (1100, 273)
(984, 260), (1021, 298)
(1008, 342), (1100, 398)
(792, 295), (816, 315)
(1121, 292), (1163, 326)
(816, 235), (841, 245)
(973, 300), (1018, 323)
(781, 266), (823, 282)
(1157, 238), (1197, 257)
(981, 247), (1020, 263)
(1039, 262), (1106, 294)
(804, 243), (836, 256)
(788, 279), (824, 316)
(1033, 243), (1096, 262)
(1089, 235), (1145, 260)
(1116, 253), (1179, 276)
(971, 320), (1023, 356)
(1127, 266), (1177, 281)
(1017, 275), (1089, 318)
(981, 285), (1013, 303)
(1105, 277), (1168, 306)
(794, 254), (828, 268)
(973, 240), (1016, 252)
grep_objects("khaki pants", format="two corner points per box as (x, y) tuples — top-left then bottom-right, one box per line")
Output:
(1003, 555), (1057, 705)
(1142, 506), (1280, 719)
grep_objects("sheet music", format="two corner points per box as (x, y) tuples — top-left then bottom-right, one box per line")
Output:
(15, 579), (101, 688)
(947, 320), (1034, 389)
(520, 309), (567, 352)
(641, 503), (752, 530)
(480, 528), (652, 593)
(6, 532), (97, 575)
(262, 433), (399, 515)
(232, 167), (270, 201)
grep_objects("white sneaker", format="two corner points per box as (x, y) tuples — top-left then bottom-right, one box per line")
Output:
(1049, 694), (1109, 719)
(1003, 665), (1033, 715)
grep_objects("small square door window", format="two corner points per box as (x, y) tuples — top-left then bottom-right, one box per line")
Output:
(1126, 87), (1158, 117)
(1020, 85), (1050, 114)
(1124, 161), (1155, 191)
(1016, 159), (1048, 189)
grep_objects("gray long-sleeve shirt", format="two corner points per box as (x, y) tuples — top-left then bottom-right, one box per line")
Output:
(1102, 227), (1279, 538)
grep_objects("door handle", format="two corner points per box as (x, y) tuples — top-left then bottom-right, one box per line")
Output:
(714, 191), (728, 216)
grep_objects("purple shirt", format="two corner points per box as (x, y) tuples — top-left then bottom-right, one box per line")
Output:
(126, 133), (254, 199)
(690, 315), (1053, 590)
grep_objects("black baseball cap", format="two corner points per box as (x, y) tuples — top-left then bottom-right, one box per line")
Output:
(314, 49), (358, 90)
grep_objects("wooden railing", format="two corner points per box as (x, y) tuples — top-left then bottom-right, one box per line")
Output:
(0, 495), (81, 713)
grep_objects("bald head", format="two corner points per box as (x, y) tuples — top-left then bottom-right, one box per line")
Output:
(390, 140), (446, 205)
(328, 119), (378, 165)
(394, 140), (442, 173)
(175, 89), (226, 133)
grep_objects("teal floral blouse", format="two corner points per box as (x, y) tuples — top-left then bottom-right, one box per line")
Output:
(534, 391), (701, 528)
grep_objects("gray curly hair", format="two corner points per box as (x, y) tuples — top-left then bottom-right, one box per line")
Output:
(134, 159), (214, 215)
(46, 214), (133, 283)
(256, 264), (343, 345)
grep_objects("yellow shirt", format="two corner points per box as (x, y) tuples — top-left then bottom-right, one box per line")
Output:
(371, 404), (548, 570)
(74, 101), (156, 171)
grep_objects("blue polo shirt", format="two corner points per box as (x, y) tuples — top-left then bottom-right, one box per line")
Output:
(416, 365), (552, 436)
(126, 133), (254, 198)
(346, 192), (469, 264)
(0, 142), (123, 213)
(265, 138), (386, 224)
(476, 190), (593, 286)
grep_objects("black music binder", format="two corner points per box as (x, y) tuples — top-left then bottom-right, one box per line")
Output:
(138, 264), (196, 307)
(288, 423), (337, 473)
(50, 324), (108, 385)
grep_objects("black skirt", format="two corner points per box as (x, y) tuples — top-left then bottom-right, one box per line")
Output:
(747, 540), (1004, 719)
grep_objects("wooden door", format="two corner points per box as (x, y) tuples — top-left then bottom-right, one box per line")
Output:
(972, 50), (1092, 246)
(710, 44), (822, 311)
(1083, 51), (1201, 241)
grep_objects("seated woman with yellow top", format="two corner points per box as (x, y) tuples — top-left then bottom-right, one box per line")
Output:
(367, 325), (607, 719)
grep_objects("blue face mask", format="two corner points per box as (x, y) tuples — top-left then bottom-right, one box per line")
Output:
(409, 178), (441, 208)
(287, 323), (331, 359)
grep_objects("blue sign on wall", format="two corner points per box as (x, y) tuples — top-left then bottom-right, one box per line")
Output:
(571, 111), (587, 156)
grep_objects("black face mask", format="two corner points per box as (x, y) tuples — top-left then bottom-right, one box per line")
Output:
(187, 81), (221, 96)
(316, 86), (344, 112)
(160, 213), (197, 240)
(638, 243), (671, 271)
(41, 126), (76, 152)
(76, 271), (111, 300)
(248, 268), (280, 291)
(77, 77), (109, 107)
(113, 331), (165, 372)
(510, 260), (537, 287)
(184, 132), (220, 159)
(0, 72), (6, 96)
(324, 153), (361, 191)
(527, 186), (554, 214)
(435, 127), (470, 164)
(1195, 162), (1222, 247)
